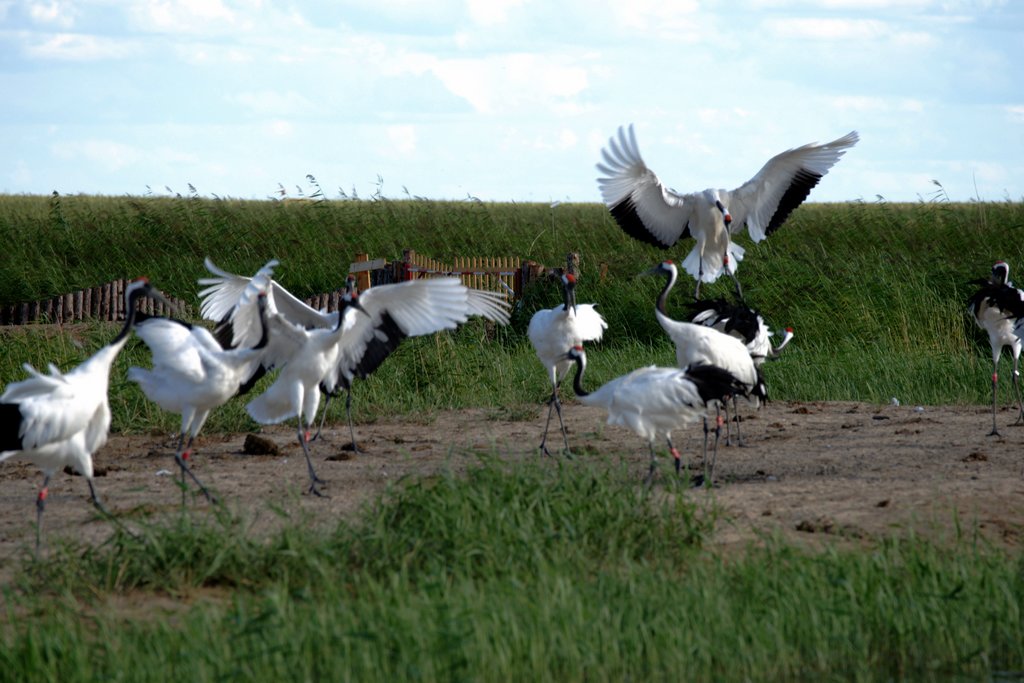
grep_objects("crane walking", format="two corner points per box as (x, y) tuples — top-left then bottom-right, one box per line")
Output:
(129, 266), (274, 504)
(565, 346), (743, 486)
(0, 278), (172, 551)
(967, 261), (1024, 435)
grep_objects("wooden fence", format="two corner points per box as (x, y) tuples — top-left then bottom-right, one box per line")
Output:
(0, 280), (192, 326)
(350, 249), (550, 301)
(0, 251), (572, 326)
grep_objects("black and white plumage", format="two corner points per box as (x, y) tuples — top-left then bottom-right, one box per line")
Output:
(198, 257), (511, 463)
(128, 267), (273, 503)
(967, 261), (1024, 435)
(0, 278), (171, 550)
(244, 284), (366, 496)
(566, 346), (743, 486)
(685, 297), (795, 366)
(644, 261), (767, 447)
(527, 272), (608, 457)
(597, 125), (859, 299)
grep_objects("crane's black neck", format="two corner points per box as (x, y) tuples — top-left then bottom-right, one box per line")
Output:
(655, 266), (677, 318)
(561, 277), (575, 312)
(112, 287), (147, 344)
(570, 351), (590, 398)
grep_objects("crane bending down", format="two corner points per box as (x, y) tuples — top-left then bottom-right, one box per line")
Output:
(128, 265), (274, 504)
(644, 261), (766, 451)
(967, 261), (1024, 435)
(565, 346), (743, 486)
(527, 272), (607, 457)
(685, 297), (794, 366)
(685, 296), (794, 444)
(0, 279), (172, 551)
(597, 125), (859, 300)
(198, 258), (511, 454)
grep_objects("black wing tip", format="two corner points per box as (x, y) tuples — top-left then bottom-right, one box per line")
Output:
(764, 170), (822, 237)
(608, 198), (676, 249)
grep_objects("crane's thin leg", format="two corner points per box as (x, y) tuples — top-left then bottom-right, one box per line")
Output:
(311, 393), (332, 443)
(85, 479), (142, 541)
(344, 388), (362, 453)
(35, 473), (51, 557)
(705, 413), (724, 488)
(732, 396), (746, 447)
(1013, 354), (1024, 425)
(728, 268), (744, 302)
(539, 384), (572, 458)
(297, 423), (326, 497)
(173, 435), (216, 505)
(990, 361), (1000, 436)
(668, 436), (683, 477)
(643, 442), (658, 488)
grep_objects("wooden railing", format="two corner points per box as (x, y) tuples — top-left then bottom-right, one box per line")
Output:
(0, 251), (572, 326)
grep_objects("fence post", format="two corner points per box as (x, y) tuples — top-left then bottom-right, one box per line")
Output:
(353, 253), (371, 291)
(402, 248), (416, 281)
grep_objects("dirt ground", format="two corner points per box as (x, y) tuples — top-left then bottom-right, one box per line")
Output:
(2, 399), (1023, 565)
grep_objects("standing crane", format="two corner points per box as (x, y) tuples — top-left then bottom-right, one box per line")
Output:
(967, 261), (1024, 435)
(128, 265), (274, 504)
(0, 278), (172, 551)
(597, 124), (858, 300)
(527, 271), (607, 457)
(565, 345), (743, 486)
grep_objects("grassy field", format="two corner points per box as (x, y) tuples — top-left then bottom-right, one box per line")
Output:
(2, 193), (1024, 680)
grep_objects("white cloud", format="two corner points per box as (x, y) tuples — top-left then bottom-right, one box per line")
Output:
(228, 90), (318, 116)
(128, 0), (237, 34)
(26, 33), (137, 60)
(430, 53), (588, 114)
(765, 17), (889, 40)
(385, 125), (417, 156)
(466, 0), (527, 26)
(1007, 105), (1024, 124)
(51, 139), (141, 171)
(605, 0), (702, 41)
(829, 95), (925, 113)
(28, 1), (76, 28)
(266, 120), (294, 137)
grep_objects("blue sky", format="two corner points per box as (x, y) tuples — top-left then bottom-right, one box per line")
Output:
(2, 0), (1022, 203)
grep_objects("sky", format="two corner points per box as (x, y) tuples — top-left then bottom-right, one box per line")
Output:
(1, 0), (1022, 204)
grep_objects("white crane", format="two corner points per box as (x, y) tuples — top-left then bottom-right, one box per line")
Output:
(597, 124), (859, 300)
(527, 271), (608, 457)
(199, 258), (511, 454)
(128, 264), (274, 504)
(644, 261), (767, 449)
(685, 297), (794, 365)
(967, 261), (1024, 435)
(565, 345), (743, 486)
(0, 278), (171, 551)
(243, 284), (366, 496)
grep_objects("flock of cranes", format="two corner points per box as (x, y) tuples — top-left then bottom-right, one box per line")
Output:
(0, 122), (899, 549)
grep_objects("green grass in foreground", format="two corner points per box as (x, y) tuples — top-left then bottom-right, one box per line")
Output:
(2, 458), (1022, 682)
